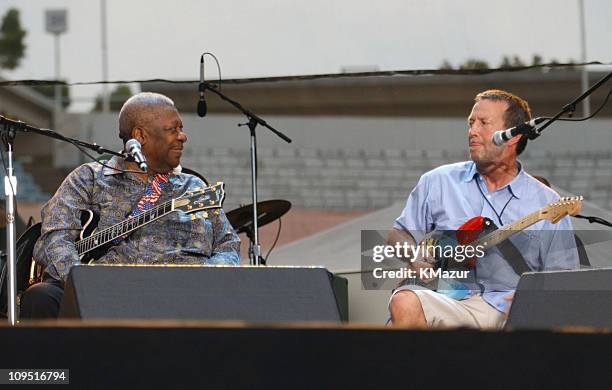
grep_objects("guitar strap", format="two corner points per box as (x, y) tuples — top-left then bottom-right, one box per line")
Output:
(481, 217), (530, 276)
(475, 180), (530, 276)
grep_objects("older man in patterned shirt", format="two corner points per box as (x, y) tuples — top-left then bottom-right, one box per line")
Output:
(20, 92), (240, 318)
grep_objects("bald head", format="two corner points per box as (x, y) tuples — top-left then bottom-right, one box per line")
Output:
(118, 92), (176, 144)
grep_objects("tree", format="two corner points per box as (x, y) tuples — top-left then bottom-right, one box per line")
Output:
(500, 55), (513, 69)
(511, 55), (525, 67)
(439, 60), (454, 70)
(531, 54), (543, 66)
(500, 55), (526, 69)
(0, 8), (26, 70)
(92, 84), (133, 112)
(459, 58), (489, 70)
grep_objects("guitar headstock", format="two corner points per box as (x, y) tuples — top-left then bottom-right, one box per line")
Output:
(174, 182), (225, 215)
(540, 196), (583, 224)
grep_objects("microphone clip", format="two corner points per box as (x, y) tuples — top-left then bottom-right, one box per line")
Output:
(525, 124), (541, 140)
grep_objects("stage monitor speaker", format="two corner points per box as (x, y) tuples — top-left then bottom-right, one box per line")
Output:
(506, 268), (612, 329)
(59, 265), (347, 322)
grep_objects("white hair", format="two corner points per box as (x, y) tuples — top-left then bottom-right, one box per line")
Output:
(118, 92), (175, 143)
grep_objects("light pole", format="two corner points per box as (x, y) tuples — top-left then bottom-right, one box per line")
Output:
(101, 0), (110, 113)
(578, 0), (590, 117)
(45, 9), (68, 127)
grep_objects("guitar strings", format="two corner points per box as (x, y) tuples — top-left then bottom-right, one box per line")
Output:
(76, 199), (173, 252)
(77, 186), (219, 253)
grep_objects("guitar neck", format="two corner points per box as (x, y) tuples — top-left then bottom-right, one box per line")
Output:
(75, 199), (176, 255)
(475, 209), (542, 249)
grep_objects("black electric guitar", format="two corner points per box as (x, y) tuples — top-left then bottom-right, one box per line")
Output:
(76, 182), (226, 262)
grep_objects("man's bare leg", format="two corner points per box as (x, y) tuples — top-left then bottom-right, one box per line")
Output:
(389, 290), (427, 328)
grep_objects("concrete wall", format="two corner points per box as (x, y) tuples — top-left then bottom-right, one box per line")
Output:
(49, 113), (612, 211)
(54, 113), (612, 168)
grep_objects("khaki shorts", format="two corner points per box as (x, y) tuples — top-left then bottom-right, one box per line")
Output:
(390, 286), (505, 329)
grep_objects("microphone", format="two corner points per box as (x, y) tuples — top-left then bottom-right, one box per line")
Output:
(197, 54), (207, 117)
(125, 139), (148, 172)
(492, 117), (546, 146)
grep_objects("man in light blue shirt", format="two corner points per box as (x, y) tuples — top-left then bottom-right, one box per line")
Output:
(388, 89), (579, 329)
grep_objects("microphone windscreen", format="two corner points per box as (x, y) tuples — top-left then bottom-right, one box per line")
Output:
(126, 138), (141, 152)
(197, 100), (207, 117)
(492, 131), (505, 146)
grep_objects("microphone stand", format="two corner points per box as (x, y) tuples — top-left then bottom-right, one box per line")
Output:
(0, 115), (126, 325)
(523, 71), (612, 233)
(1, 120), (17, 326)
(200, 83), (292, 266)
(527, 70), (612, 139)
(0, 116), (127, 158)
(574, 214), (612, 228)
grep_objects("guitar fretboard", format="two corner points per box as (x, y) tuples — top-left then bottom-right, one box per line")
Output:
(474, 209), (541, 249)
(75, 199), (175, 255)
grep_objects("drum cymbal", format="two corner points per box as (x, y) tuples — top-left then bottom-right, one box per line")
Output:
(227, 200), (291, 234)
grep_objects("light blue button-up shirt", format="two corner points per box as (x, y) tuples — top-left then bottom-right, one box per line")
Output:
(394, 161), (579, 313)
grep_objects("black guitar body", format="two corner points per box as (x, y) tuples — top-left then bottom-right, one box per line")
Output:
(0, 183), (225, 316)
(0, 223), (43, 317)
(76, 183), (224, 263)
(79, 210), (112, 263)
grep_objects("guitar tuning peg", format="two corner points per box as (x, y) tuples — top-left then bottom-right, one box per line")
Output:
(214, 210), (219, 216)
(203, 211), (209, 218)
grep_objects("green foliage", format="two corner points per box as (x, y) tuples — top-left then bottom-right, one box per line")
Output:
(531, 54), (543, 66)
(439, 60), (454, 70)
(438, 54), (576, 71)
(511, 55), (525, 67)
(0, 8), (26, 70)
(458, 58), (489, 70)
(92, 84), (133, 112)
(500, 55), (527, 69)
(437, 54), (576, 71)
(438, 58), (490, 70)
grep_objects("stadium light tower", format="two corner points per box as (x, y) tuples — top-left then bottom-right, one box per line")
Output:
(45, 9), (68, 127)
(101, 0), (110, 113)
(578, 0), (590, 116)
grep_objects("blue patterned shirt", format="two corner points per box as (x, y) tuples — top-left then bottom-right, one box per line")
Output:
(34, 156), (240, 282)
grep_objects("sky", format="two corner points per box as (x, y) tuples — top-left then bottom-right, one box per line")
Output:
(0, 0), (611, 111)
